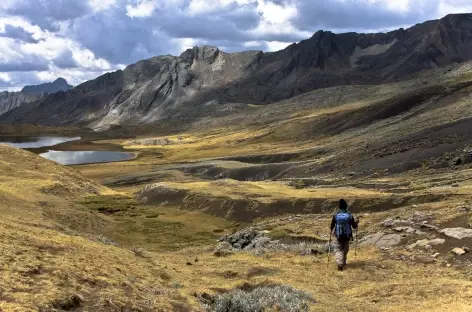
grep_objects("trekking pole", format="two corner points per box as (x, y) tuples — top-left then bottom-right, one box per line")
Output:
(354, 228), (358, 256)
(326, 231), (332, 274)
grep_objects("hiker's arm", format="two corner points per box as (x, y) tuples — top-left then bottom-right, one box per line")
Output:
(330, 215), (336, 231)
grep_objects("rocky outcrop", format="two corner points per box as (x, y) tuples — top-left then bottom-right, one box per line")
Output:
(440, 227), (472, 240)
(2, 14), (472, 128)
(360, 232), (403, 249)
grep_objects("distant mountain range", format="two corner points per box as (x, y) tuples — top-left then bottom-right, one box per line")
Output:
(0, 78), (72, 116)
(1, 13), (472, 128)
(21, 78), (72, 94)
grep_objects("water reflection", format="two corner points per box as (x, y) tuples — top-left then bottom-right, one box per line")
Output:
(40, 150), (134, 165)
(0, 136), (81, 148)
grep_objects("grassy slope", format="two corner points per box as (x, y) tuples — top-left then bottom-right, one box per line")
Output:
(3, 63), (472, 310)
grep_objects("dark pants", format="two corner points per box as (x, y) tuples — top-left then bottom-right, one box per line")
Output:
(335, 238), (350, 266)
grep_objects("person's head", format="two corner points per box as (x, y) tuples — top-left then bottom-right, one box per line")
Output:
(339, 199), (348, 211)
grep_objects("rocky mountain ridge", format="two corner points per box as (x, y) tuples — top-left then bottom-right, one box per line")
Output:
(0, 78), (72, 116)
(1, 13), (472, 128)
(21, 78), (72, 94)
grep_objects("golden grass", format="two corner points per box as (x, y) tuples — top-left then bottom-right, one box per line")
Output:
(156, 180), (388, 203)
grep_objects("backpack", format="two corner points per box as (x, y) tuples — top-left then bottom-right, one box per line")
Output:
(335, 212), (352, 240)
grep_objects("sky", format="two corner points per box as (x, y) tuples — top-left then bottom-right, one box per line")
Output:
(0, 0), (471, 91)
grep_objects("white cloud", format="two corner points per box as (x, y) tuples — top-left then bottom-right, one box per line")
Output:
(126, 0), (158, 18)
(266, 40), (291, 51)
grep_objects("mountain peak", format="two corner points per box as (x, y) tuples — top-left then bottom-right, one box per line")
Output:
(21, 78), (72, 94)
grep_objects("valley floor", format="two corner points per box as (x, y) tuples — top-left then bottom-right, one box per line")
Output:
(2, 64), (472, 311)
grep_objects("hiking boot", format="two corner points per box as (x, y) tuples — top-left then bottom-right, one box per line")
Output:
(337, 265), (344, 271)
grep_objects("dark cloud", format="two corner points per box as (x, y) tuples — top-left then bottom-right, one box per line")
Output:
(290, 0), (440, 33)
(0, 24), (40, 43)
(0, 57), (49, 72)
(53, 49), (79, 69)
(6, 0), (91, 31)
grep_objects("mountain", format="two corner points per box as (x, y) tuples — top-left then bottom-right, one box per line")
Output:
(2, 13), (472, 128)
(21, 78), (72, 94)
(0, 91), (45, 116)
(0, 78), (72, 116)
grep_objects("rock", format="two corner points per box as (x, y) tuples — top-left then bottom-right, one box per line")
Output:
(429, 238), (446, 245)
(420, 223), (440, 231)
(407, 238), (445, 250)
(463, 246), (470, 253)
(394, 226), (415, 233)
(452, 248), (467, 256)
(440, 227), (472, 240)
(457, 206), (471, 213)
(360, 233), (402, 248)
(432, 253), (440, 258)
(219, 227), (272, 250)
(253, 237), (272, 249)
(382, 217), (414, 228)
(446, 263), (452, 268)
(52, 294), (84, 311)
(186, 261), (193, 266)
(214, 242), (234, 257)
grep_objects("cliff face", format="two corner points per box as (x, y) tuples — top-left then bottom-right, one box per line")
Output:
(0, 91), (45, 116)
(2, 14), (472, 128)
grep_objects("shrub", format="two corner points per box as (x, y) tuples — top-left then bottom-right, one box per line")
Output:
(206, 285), (315, 312)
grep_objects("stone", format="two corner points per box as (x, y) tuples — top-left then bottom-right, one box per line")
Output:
(446, 263), (452, 268)
(360, 233), (402, 248)
(407, 238), (445, 250)
(440, 228), (472, 240)
(429, 238), (446, 245)
(253, 237), (272, 249)
(214, 242), (234, 257)
(420, 223), (440, 231)
(451, 248), (467, 256)
(432, 253), (440, 258)
(394, 226), (415, 233)
(463, 246), (470, 253)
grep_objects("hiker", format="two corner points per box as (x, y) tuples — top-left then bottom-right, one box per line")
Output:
(330, 199), (358, 271)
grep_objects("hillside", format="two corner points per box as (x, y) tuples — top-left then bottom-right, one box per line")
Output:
(2, 59), (472, 310)
(2, 13), (472, 128)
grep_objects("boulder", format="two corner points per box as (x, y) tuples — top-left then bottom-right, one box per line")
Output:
(253, 237), (272, 249)
(407, 238), (445, 250)
(440, 228), (472, 240)
(360, 233), (402, 248)
(214, 242), (234, 257)
(451, 247), (467, 256)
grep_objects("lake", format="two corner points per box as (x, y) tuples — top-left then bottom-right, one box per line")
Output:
(0, 136), (81, 148)
(0, 136), (134, 165)
(40, 150), (134, 165)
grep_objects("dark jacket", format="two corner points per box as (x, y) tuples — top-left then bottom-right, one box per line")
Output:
(330, 210), (358, 241)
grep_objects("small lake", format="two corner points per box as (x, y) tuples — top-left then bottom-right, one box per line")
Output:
(0, 136), (134, 165)
(0, 136), (81, 148)
(40, 150), (134, 165)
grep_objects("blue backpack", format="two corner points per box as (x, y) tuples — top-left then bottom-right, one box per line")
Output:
(335, 212), (352, 240)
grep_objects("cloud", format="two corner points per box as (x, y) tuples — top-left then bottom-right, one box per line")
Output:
(0, 0), (472, 91)
(53, 49), (80, 69)
(4, 0), (92, 31)
(0, 24), (40, 43)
